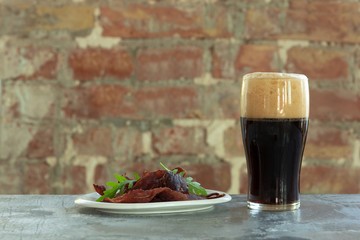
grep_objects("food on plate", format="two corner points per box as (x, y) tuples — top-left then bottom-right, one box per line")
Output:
(93, 162), (225, 203)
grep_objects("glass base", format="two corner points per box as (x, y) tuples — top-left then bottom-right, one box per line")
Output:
(247, 201), (300, 211)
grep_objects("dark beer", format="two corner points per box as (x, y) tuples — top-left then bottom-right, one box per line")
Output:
(241, 117), (308, 205)
(241, 72), (309, 210)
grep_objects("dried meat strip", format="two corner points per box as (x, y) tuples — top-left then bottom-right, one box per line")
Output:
(206, 192), (225, 199)
(94, 167), (226, 203)
(93, 184), (106, 196)
(131, 170), (188, 194)
(103, 187), (189, 203)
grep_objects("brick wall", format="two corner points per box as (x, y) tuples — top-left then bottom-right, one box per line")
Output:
(0, 0), (359, 194)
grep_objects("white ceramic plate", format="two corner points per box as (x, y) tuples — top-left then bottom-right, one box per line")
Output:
(75, 190), (232, 214)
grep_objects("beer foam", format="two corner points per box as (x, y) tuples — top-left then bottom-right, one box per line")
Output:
(241, 72), (309, 118)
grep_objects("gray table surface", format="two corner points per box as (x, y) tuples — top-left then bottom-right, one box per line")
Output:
(0, 194), (359, 240)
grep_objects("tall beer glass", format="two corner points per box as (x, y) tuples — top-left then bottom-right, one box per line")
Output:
(240, 72), (309, 211)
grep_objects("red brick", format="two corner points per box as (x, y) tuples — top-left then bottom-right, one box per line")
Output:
(202, 84), (241, 119)
(245, 8), (282, 39)
(72, 126), (113, 158)
(212, 43), (280, 79)
(354, 48), (360, 75)
(286, 1), (360, 43)
(94, 164), (109, 185)
(285, 47), (348, 81)
(134, 87), (198, 118)
(211, 43), (238, 80)
(301, 165), (360, 194)
(211, 45), (230, 80)
(288, 0), (307, 9)
(63, 85), (200, 119)
(26, 126), (55, 159)
(224, 127), (245, 158)
(115, 127), (143, 160)
(1, 46), (58, 80)
(62, 85), (135, 119)
(3, 84), (56, 120)
(0, 162), (23, 194)
(1, 123), (28, 159)
(62, 165), (87, 194)
(234, 44), (280, 74)
(182, 163), (231, 192)
(219, 92), (241, 119)
(152, 126), (207, 155)
(304, 125), (352, 160)
(310, 89), (360, 121)
(24, 162), (51, 194)
(68, 48), (133, 81)
(99, 4), (232, 39)
(246, 2), (360, 43)
(71, 166), (87, 194)
(1, 5), (94, 35)
(1, 123), (55, 159)
(113, 161), (157, 177)
(136, 46), (204, 81)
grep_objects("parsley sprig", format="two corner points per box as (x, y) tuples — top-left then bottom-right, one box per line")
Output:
(160, 162), (207, 196)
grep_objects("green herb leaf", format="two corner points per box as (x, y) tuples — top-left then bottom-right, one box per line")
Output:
(186, 177), (208, 196)
(96, 182), (121, 202)
(133, 172), (140, 180)
(115, 174), (127, 182)
(96, 174), (138, 202)
(160, 162), (179, 174)
(186, 177), (193, 182)
(160, 162), (171, 172)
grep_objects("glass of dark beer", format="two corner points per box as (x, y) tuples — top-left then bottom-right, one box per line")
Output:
(240, 72), (309, 211)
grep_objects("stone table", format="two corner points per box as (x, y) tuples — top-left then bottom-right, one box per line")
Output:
(1, 194), (359, 239)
